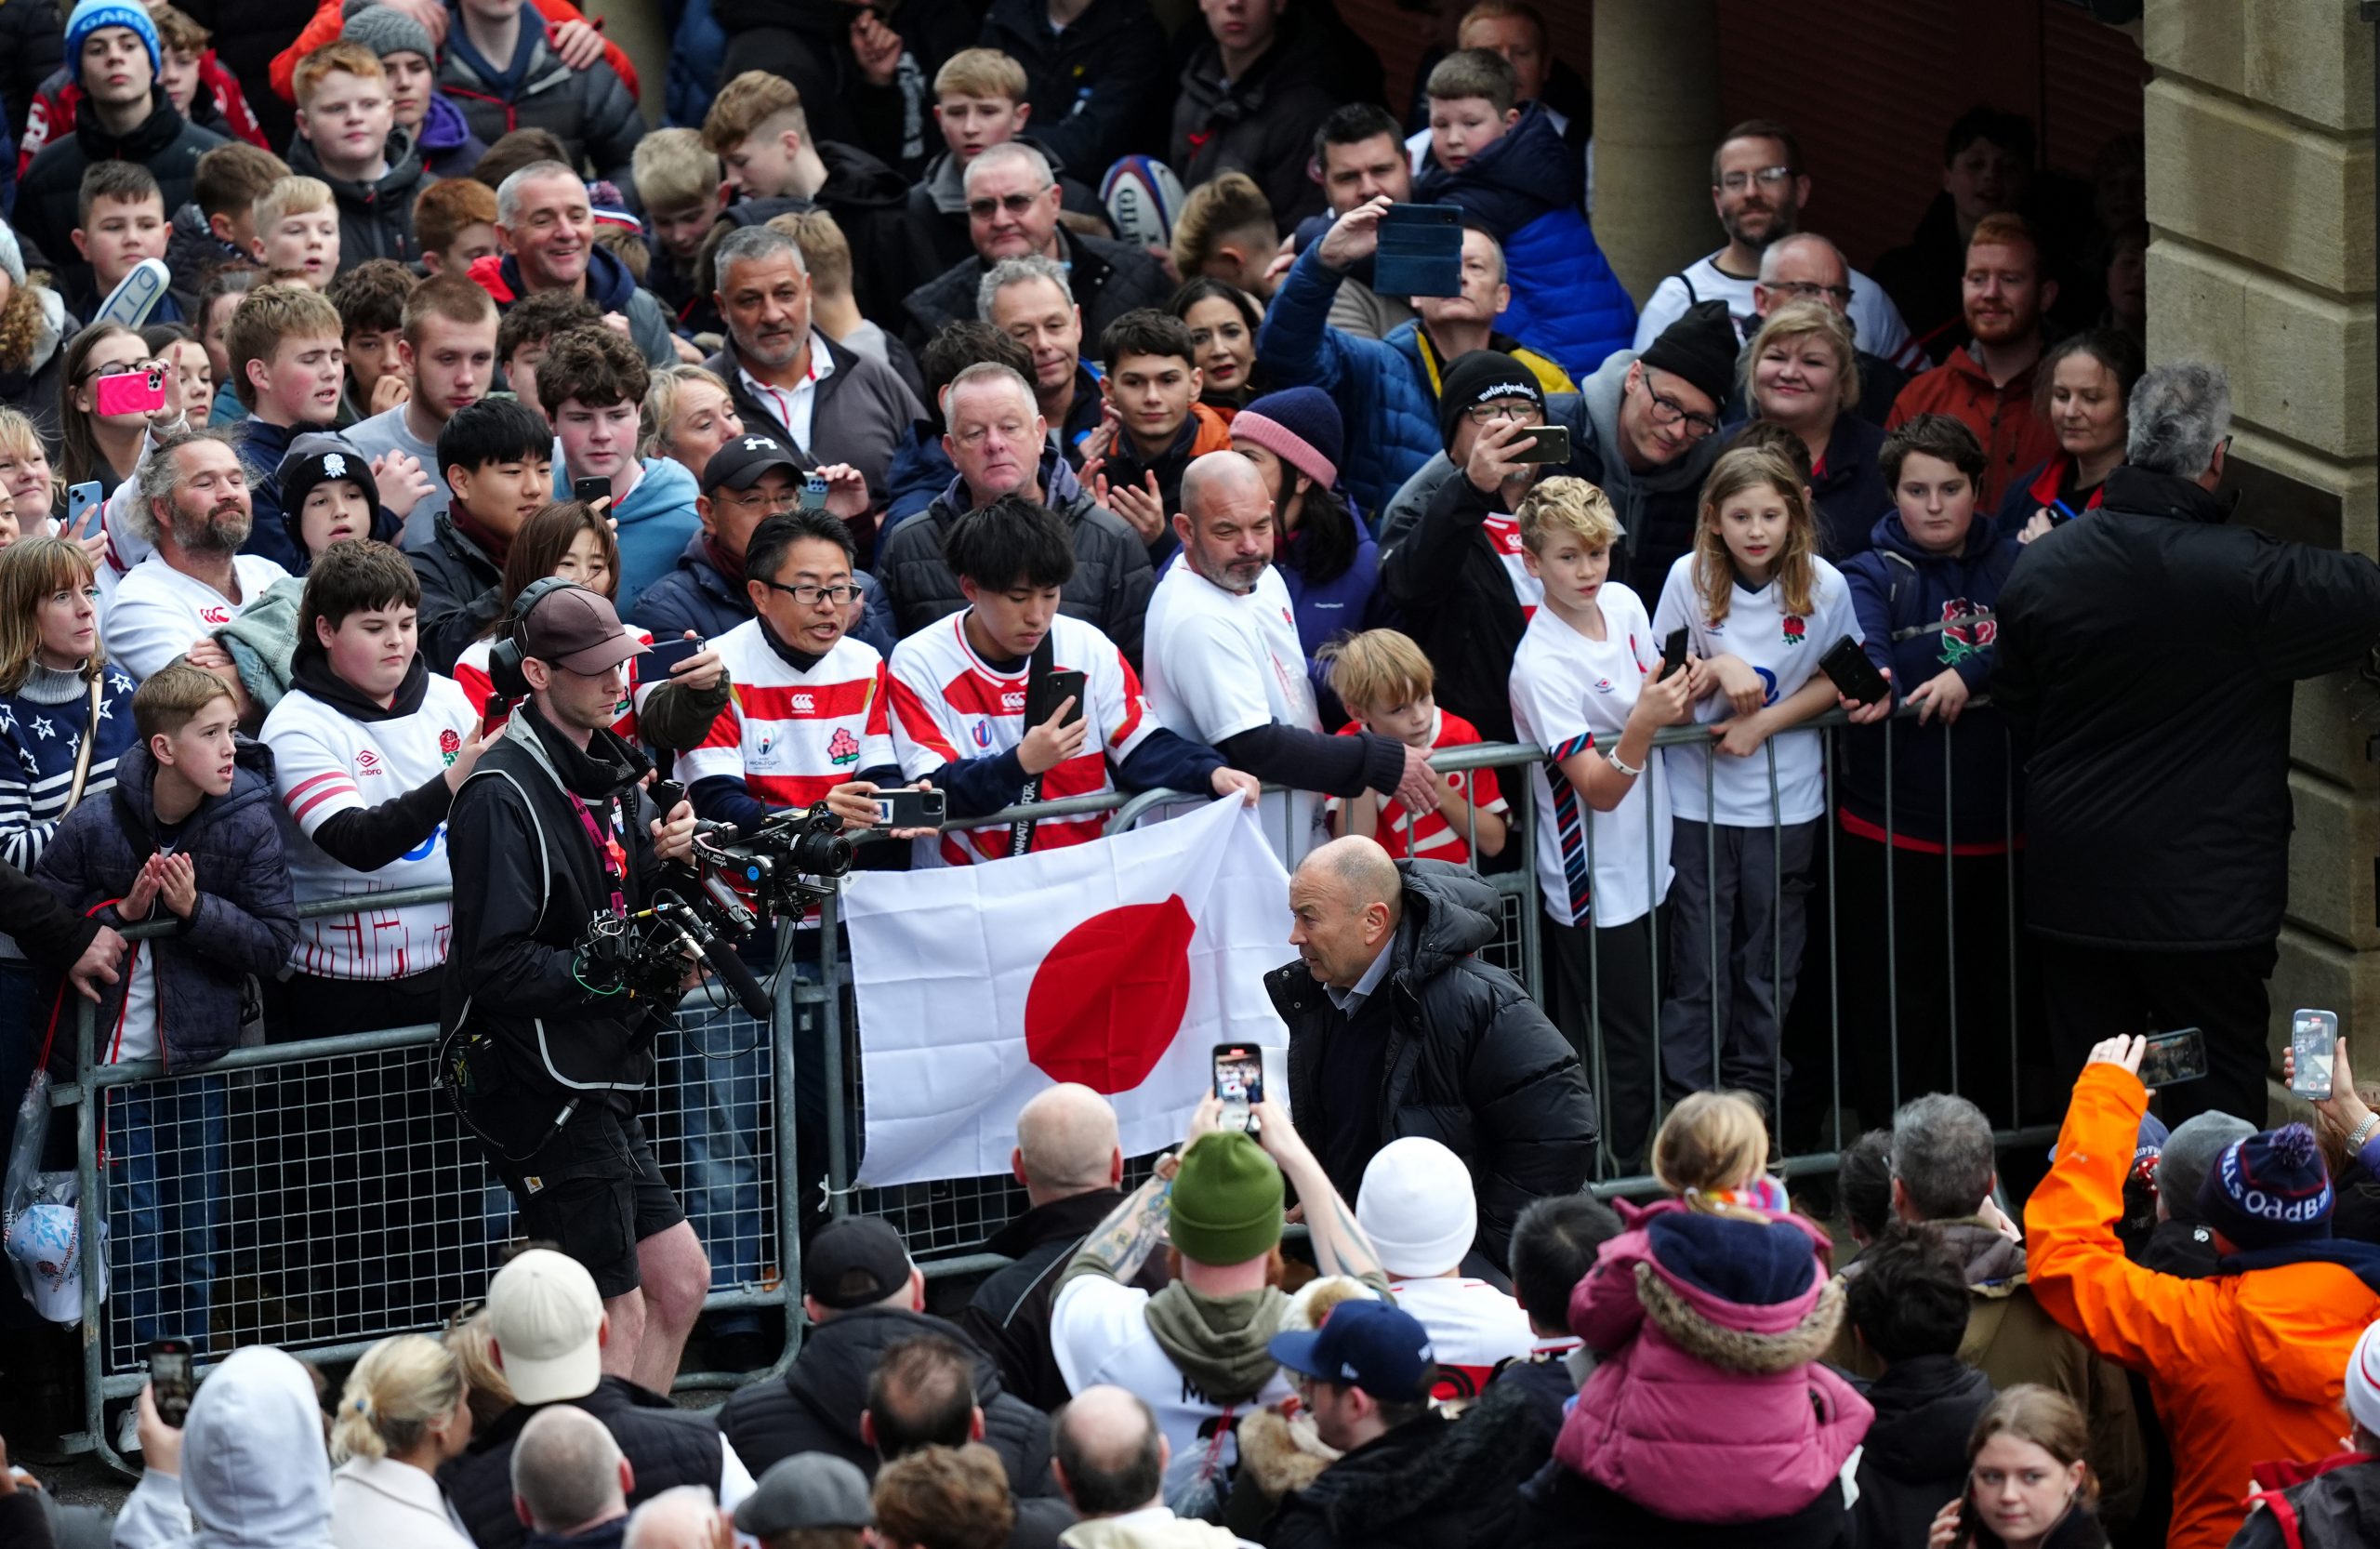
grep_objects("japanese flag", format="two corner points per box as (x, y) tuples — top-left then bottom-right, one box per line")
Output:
(843, 797), (1292, 1186)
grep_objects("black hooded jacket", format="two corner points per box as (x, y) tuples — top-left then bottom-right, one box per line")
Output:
(14, 92), (226, 290)
(1265, 860), (1596, 1267)
(2235, 1456), (2380, 1549)
(978, 0), (1170, 179)
(1169, 9), (1340, 226)
(441, 1377), (726, 1549)
(1992, 466), (2380, 948)
(1851, 1354), (1996, 1549)
(716, 1305), (1056, 1495)
(709, 0), (977, 182)
(285, 128), (427, 266)
(1265, 1384), (1542, 1549)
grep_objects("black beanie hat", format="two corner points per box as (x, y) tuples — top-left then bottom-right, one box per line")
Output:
(278, 434), (383, 549)
(1638, 298), (1739, 410)
(1436, 350), (1546, 453)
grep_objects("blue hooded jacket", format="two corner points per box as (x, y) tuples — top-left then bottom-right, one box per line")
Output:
(553, 456), (699, 617)
(1837, 510), (2023, 848)
(1415, 103), (1635, 382)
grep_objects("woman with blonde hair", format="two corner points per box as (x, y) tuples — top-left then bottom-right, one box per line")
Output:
(0, 408), (61, 535)
(1739, 301), (1887, 558)
(329, 1333), (475, 1548)
(1928, 1385), (2107, 1549)
(641, 364), (744, 482)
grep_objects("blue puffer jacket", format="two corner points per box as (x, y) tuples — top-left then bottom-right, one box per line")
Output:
(34, 736), (298, 1074)
(881, 419), (953, 531)
(1415, 103), (1635, 382)
(1257, 243), (1446, 518)
(1837, 511), (2023, 849)
(628, 532), (897, 657)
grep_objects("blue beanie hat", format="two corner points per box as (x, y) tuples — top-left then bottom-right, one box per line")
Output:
(2197, 1122), (2333, 1250)
(64, 0), (162, 84)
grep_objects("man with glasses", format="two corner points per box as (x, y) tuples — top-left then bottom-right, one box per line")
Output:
(901, 142), (1170, 351)
(705, 226), (926, 564)
(1739, 233), (1909, 427)
(1631, 119), (1924, 376)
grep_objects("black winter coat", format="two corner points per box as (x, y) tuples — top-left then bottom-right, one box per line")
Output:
(406, 514), (502, 675)
(2233, 1456), (2380, 1549)
(286, 127), (426, 267)
(978, 0), (1170, 181)
(14, 96), (225, 292)
(1169, 13), (1339, 227)
(1518, 1460), (1854, 1549)
(956, 1187), (1170, 1412)
(1378, 469), (1529, 745)
(1267, 860), (1596, 1267)
(716, 1306), (1056, 1494)
(0, 854), (100, 979)
(711, 140), (934, 333)
(1993, 466), (2380, 948)
(874, 450), (1154, 667)
(440, 1377), (726, 1549)
(0, 0), (60, 144)
(903, 226), (1170, 350)
(1850, 1354), (1996, 1549)
(709, 0), (976, 182)
(1266, 1389), (1541, 1549)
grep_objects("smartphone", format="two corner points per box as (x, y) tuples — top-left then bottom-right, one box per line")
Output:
(1373, 202), (1463, 298)
(480, 691), (509, 736)
(642, 634), (705, 678)
(2293, 1008), (2340, 1099)
(2139, 1026), (2210, 1089)
(148, 1339), (194, 1428)
(67, 480), (103, 536)
(649, 778), (687, 816)
(800, 471), (830, 511)
(1511, 424), (1571, 465)
(94, 367), (168, 418)
(1026, 667), (1088, 728)
(1213, 1042), (1264, 1132)
(572, 476), (612, 506)
(874, 788), (946, 829)
(1818, 635), (1891, 708)
(1658, 627), (1690, 682)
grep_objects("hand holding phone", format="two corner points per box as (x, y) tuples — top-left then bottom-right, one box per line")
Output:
(148, 1340), (193, 1428)
(572, 476), (612, 508)
(67, 481), (104, 536)
(1658, 628), (1690, 682)
(1818, 635), (1891, 708)
(1510, 424), (1571, 465)
(2138, 1027), (2209, 1089)
(873, 787), (946, 829)
(1373, 203), (1464, 298)
(641, 634), (705, 678)
(2293, 1009), (2341, 1099)
(94, 366), (168, 418)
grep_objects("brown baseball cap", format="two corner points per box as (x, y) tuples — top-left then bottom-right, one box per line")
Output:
(520, 586), (648, 675)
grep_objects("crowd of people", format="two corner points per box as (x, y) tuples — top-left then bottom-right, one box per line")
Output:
(0, 0), (2375, 1545)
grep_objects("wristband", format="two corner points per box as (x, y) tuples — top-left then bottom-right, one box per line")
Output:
(1606, 749), (1643, 779)
(2353, 1113), (2380, 1154)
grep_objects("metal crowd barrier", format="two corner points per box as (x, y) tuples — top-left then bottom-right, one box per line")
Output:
(46, 698), (2055, 1465)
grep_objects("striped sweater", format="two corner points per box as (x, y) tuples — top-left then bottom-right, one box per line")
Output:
(0, 661), (140, 957)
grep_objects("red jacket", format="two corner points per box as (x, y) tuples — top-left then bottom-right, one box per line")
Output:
(1884, 343), (2059, 510)
(267, 0), (639, 106)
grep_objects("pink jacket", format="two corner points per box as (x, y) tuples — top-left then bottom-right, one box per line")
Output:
(1552, 1198), (1872, 1524)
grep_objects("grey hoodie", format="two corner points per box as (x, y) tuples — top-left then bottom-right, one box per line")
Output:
(112, 1345), (335, 1548)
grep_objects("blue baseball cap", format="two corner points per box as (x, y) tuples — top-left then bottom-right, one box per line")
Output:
(1266, 1297), (1435, 1401)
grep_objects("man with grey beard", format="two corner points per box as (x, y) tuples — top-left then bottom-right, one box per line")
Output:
(104, 427), (292, 694)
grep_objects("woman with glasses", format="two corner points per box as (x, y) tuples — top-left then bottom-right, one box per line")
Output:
(452, 500), (727, 748)
(56, 322), (167, 497)
(1999, 330), (2142, 543)
(1738, 301), (1888, 559)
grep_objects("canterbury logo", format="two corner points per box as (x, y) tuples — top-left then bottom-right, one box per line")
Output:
(1479, 382), (1533, 399)
(199, 606), (231, 625)
(1000, 691), (1026, 712)
(791, 693), (815, 713)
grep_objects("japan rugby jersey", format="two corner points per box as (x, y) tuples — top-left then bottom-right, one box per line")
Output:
(258, 673), (479, 979)
(1327, 708), (1506, 865)
(887, 612), (1156, 865)
(1481, 511), (1544, 617)
(678, 619), (894, 810)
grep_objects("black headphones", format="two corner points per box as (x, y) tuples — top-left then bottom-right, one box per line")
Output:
(484, 576), (595, 702)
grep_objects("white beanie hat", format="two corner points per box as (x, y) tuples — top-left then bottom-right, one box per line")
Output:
(1356, 1136), (1476, 1277)
(2350, 1319), (2380, 1439)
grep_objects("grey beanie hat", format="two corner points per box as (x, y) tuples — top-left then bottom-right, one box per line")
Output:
(2159, 1111), (2256, 1225)
(342, 0), (436, 62)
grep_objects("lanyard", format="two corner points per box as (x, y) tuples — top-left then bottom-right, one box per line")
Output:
(566, 791), (628, 918)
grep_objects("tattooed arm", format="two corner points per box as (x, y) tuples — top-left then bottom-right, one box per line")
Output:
(1250, 1098), (1388, 1288)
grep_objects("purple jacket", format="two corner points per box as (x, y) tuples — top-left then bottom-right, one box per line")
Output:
(1554, 1198), (1871, 1524)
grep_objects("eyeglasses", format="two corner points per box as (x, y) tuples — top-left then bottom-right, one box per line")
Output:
(1763, 279), (1854, 308)
(1719, 165), (1797, 192)
(758, 579), (862, 607)
(1463, 400), (1543, 425)
(719, 484), (801, 512)
(1642, 372), (1722, 438)
(966, 192), (1044, 220)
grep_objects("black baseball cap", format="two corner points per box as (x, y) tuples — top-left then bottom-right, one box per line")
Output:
(702, 432), (805, 493)
(803, 1216), (912, 1310)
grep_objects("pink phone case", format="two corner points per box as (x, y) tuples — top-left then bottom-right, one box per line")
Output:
(94, 369), (166, 417)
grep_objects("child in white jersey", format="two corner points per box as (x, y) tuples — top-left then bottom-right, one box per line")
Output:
(1650, 444), (1862, 1103)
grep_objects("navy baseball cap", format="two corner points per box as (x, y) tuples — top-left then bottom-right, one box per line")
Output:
(1267, 1297), (1435, 1401)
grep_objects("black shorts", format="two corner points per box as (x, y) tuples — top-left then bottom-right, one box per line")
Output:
(495, 1107), (685, 1299)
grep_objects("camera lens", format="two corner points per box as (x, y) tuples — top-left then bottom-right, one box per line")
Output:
(789, 827), (853, 877)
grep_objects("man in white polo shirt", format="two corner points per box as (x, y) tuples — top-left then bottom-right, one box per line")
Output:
(1142, 452), (1434, 864)
(105, 428), (291, 687)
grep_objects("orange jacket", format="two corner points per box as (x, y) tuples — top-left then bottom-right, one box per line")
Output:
(1884, 344), (2058, 510)
(269, 0), (641, 106)
(2026, 1065), (2380, 1549)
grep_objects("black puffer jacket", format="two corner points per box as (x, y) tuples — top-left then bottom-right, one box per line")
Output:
(2235, 1455), (2380, 1549)
(0, 0), (60, 144)
(709, 0), (976, 182)
(874, 450), (1153, 666)
(1169, 10), (1339, 226)
(1263, 1394), (1539, 1549)
(1992, 466), (2380, 949)
(286, 127), (426, 266)
(1266, 860), (1596, 1267)
(405, 514), (502, 675)
(716, 1306), (1056, 1495)
(441, 1377), (726, 1549)
(903, 226), (1170, 349)
(14, 96), (226, 288)
(1850, 1354), (1995, 1549)
(978, 0), (1170, 181)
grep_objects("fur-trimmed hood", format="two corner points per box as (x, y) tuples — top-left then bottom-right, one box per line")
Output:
(1631, 1211), (1844, 1372)
(1634, 1258), (1844, 1374)
(1263, 1380), (1545, 1547)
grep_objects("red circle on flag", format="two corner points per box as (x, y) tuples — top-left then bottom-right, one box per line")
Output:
(1025, 895), (1196, 1093)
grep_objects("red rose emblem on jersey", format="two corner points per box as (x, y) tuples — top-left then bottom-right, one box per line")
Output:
(1781, 616), (1806, 644)
(439, 727), (462, 766)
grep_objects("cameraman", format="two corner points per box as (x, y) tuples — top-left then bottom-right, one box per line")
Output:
(442, 582), (707, 1397)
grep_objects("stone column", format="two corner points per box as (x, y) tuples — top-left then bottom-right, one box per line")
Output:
(2143, 0), (2380, 1107)
(1590, 0), (1723, 305)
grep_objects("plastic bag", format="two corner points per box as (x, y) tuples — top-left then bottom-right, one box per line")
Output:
(4, 1070), (95, 1324)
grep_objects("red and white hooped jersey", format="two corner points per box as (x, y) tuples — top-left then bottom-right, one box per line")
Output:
(1327, 708), (1507, 866)
(1481, 512), (1544, 618)
(678, 620), (894, 810)
(887, 611), (1155, 865)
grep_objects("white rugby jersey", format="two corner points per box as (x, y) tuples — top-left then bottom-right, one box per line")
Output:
(258, 673), (478, 979)
(679, 619), (894, 810)
(886, 611), (1156, 864)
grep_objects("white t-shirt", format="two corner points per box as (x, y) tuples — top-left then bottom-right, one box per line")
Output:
(104, 552), (292, 681)
(1631, 251), (1923, 373)
(1143, 563), (1320, 863)
(259, 674), (478, 980)
(1508, 585), (1672, 929)
(1051, 1275), (1296, 1503)
(886, 611), (1156, 864)
(1650, 554), (1858, 827)
(1388, 1275), (1537, 1398)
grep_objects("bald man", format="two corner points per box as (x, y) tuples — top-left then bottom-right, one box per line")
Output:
(621, 1486), (731, 1549)
(958, 1085), (1170, 1410)
(1265, 836), (1595, 1270)
(1049, 1386), (1262, 1546)
(512, 1406), (634, 1546)
(1142, 453), (1435, 865)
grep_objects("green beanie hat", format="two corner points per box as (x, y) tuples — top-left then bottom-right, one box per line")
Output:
(1169, 1132), (1284, 1265)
